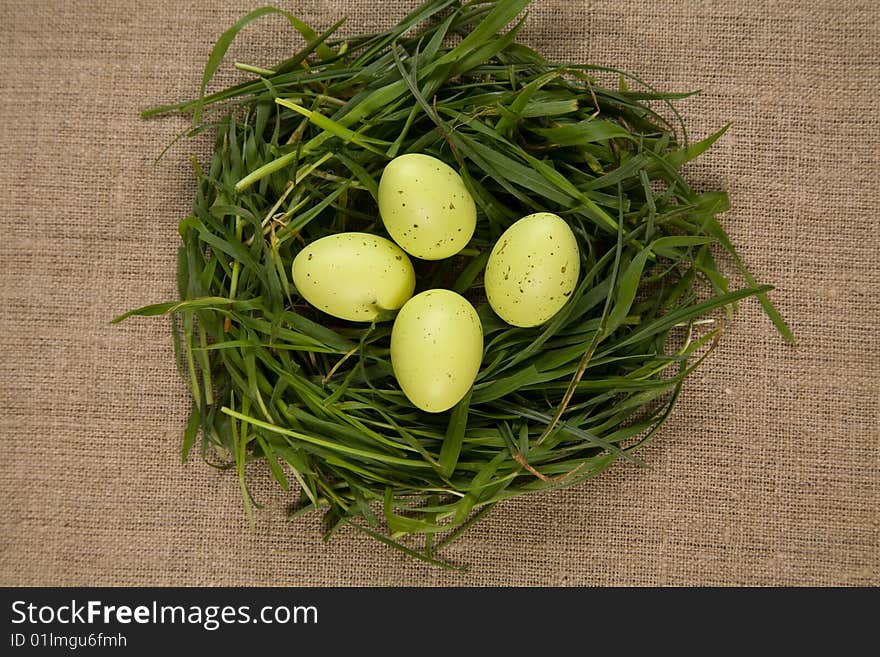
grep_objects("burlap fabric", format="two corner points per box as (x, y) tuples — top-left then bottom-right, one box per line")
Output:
(1, 0), (877, 586)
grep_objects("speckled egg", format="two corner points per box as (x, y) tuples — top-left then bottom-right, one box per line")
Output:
(484, 212), (580, 328)
(292, 232), (415, 322)
(390, 289), (483, 413)
(378, 153), (476, 260)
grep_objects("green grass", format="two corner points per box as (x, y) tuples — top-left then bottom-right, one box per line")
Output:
(116, 0), (793, 569)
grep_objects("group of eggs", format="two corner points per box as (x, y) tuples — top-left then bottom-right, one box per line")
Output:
(291, 153), (580, 412)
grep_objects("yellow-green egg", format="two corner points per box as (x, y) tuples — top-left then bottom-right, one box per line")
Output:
(292, 232), (415, 322)
(390, 289), (483, 413)
(484, 212), (580, 328)
(378, 153), (476, 260)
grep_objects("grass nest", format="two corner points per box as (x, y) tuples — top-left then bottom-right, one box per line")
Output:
(115, 0), (792, 568)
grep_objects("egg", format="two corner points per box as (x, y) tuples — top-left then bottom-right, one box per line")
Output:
(390, 289), (483, 413)
(378, 153), (476, 260)
(292, 232), (415, 322)
(484, 212), (580, 328)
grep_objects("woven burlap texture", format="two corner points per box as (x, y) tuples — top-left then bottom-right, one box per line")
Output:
(1, 0), (877, 586)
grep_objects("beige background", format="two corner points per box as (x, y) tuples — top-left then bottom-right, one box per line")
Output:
(1, 0), (877, 586)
